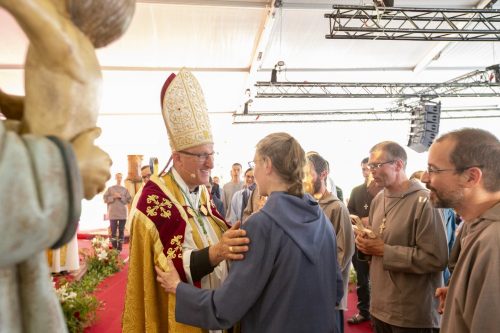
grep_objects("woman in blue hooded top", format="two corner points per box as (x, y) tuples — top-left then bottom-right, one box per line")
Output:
(156, 132), (343, 333)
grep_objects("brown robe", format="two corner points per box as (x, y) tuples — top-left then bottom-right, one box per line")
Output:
(441, 202), (500, 333)
(369, 180), (448, 328)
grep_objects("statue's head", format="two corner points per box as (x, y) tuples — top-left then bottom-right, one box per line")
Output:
(66, 0), (136, 48)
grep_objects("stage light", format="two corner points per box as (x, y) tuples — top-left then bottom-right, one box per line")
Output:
(243, 99), (253, 115)
(271, 61), (285, 83)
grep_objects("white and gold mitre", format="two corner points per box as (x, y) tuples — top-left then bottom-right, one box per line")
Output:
(160, 68), (213, 152)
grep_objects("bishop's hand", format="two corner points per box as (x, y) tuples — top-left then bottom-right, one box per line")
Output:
(209, 221), (250, 265)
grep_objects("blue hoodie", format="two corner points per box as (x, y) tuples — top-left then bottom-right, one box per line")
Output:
(176, 191), (343, 333)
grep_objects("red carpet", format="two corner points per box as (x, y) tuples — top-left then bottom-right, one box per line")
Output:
(84, 265), (128, 333)
(84, 243), (129, 333)
(82, 255), (372, 333)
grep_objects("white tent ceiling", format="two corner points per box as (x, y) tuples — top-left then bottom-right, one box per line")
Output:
(1, 0), (499, 210)
(3, 0), (500, 112)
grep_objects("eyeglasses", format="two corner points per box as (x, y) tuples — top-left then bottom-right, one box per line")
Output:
(425, 165), (483, 174)
(248, 161), (255, 168)
(367, 160), (394, 171)
(178, 151), (215, 162)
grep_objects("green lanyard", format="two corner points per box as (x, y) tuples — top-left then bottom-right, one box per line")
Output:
(172, 175), (211, 243)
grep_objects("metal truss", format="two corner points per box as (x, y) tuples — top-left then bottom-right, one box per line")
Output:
(393, 64), (500, 110)
(232, 108), (500, 124)
(255, 65), (500, 99)
(325, 5), (500, 41)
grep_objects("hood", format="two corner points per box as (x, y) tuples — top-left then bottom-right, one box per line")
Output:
(259, 191), (333, 264)
(318, 191), (340, 206)
(384, 179), (428, 199)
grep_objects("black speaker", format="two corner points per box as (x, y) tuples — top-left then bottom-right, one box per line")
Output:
(374, 0), (394, 7)
(407, 101), (441, 153)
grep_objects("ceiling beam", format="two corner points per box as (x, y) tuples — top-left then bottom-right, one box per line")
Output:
(413, 0), (495, 73)
(137, 0), (334, 9)
(0, 63), (482, 73)
(0, 64), (250, 72)
(137, 0), (269, 8)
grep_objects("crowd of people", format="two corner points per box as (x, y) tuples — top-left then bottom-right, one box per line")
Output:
(114, 68), (500, 333)
(1, 1), (498, 332)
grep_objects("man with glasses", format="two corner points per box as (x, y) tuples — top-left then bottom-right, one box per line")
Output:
(123, 69), (250, 333)
(227, 168), (255, 225)
(140, 165), (152, 184)
(421, 128), (500, 333)
(355, 141), (448, 333)
(347, 157), (383, 325)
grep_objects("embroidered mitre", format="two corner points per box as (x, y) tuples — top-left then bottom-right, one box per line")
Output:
(160, 68), (213, 152)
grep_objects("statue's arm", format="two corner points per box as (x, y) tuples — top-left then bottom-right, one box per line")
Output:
(0, 89), (24, 120)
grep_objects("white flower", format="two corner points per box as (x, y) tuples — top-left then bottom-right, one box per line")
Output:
(66, 292), (77, 300)
(97, 250), (108, 261)
(54, 284), (75, 302)
(101, 238), (110, 248)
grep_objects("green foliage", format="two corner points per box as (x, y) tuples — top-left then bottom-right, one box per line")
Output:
(54, 236), (124, 333)
(349, 265), (357, 285)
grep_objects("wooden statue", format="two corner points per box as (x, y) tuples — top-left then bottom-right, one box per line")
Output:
(125, 154), (144, 201)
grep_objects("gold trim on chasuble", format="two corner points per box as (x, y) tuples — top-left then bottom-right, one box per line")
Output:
(123, 174), (209, 333)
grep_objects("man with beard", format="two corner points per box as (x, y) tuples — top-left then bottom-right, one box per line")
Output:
(355, 141), (448, 333)
(421, 128), (500, 333)
(306, 152), (354, 333)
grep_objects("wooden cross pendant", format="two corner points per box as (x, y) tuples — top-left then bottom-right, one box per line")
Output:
(379, 218), (387, 234)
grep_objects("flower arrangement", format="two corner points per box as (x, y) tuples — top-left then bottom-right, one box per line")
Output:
(86, 236), (123, 278)
(52, 236), (124, 333)
(53, 278), (100, 333)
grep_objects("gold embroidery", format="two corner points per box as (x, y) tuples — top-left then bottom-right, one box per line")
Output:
(166, 235), (183, 259)
(162, 69), (213, 152)
(146, 194), (173, 218)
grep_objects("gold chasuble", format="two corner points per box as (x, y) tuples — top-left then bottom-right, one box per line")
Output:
(122, 172), (228, 333)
